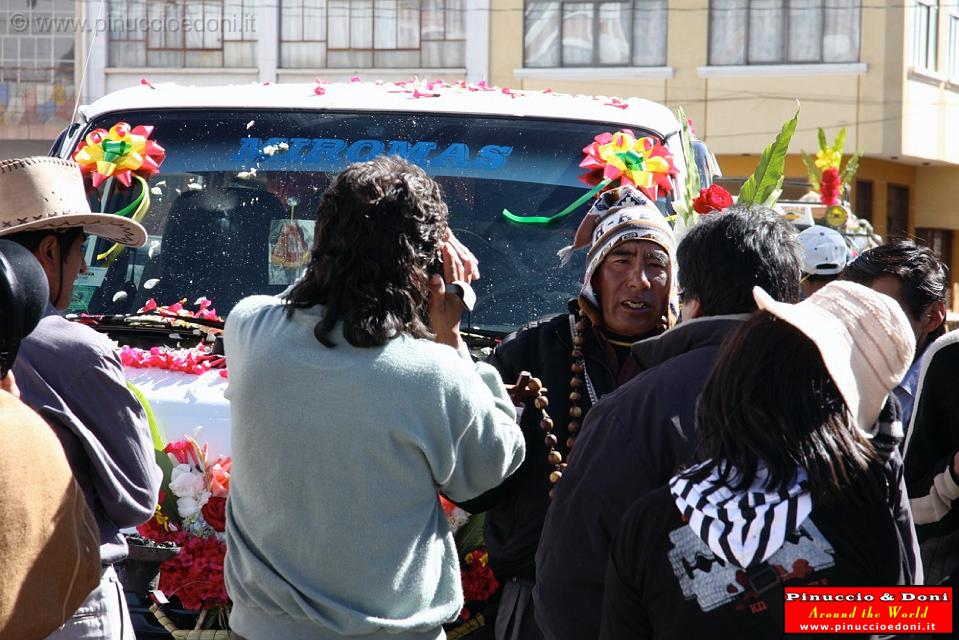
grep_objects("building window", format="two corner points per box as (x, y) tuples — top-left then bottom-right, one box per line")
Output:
(108, 0), (256, 68)
(0, 0), (75, 126)
(912, 0), (938, 72)
(524, 0), (666, 67)
(886, 184), (910, 240)
(0, 1), (75, 84)
(948, 11), (959, 80)
(280, 0), (465, 69)
(709, 0), (861, 66)
(915, 228), (954, 274)
(854, 179), (873, 223)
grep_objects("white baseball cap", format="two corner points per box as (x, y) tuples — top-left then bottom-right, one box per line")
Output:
(798, 226), (848, 276)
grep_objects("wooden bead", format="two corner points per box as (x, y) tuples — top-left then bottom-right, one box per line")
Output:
(571, 349), (583, 359)
(540, 417), (554, 432)
(544, 434), (558, 448)
(548, 450), (563, 465)
(549, 470), (563, 484)
(560, 463), (568, 472)
(571, 362), (583, 374)
(573, 335), (585, 347)
(570, 377), (583, 388)
(575, 321), (585, 332)
(534, 396), (549, 410)
(566, 436), (576, 449)
(569, 391), (581, 402)
(568, 421), (580, 434)
(528, 378), (543, 392)
(569, 406), (582, 418)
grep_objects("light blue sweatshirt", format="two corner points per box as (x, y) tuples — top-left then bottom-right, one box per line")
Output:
(223, 296), (525, 640)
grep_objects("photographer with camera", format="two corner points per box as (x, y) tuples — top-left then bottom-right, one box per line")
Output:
(223, 156), (525, 640)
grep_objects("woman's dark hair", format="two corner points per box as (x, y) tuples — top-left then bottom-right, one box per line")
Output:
(677, 206), (802, 315)
(843, 239), (948, 320)
(688, 312), (884, 506)
(284, 155), (448, 348)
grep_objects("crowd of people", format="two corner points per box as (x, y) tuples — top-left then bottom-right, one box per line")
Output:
(0, 153), (956, 640)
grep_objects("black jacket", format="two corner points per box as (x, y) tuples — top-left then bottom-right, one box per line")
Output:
(601, 484), (903, 640)
(904, 331), (959, 582)
(534, 315), (748, 640)
(458, 303), (626, 582)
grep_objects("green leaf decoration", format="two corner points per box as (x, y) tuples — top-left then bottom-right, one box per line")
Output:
(840, 151), (861, 189)
(677, 106), (701, 225)
(737, 105), (800, 207)
(455, 512), (486, 555)
(677, 107), (702, 222)
(818, 127), (828, 152)
(832, 128), (847, 155)
(801, 151), (822, 191)
(763, 183), (784, 208)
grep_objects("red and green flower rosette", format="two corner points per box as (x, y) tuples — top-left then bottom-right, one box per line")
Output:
(502, 129), (675, 225)
(73, 122), (166, 265)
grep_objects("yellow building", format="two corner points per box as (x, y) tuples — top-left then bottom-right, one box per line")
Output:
(491, 0), (959, 303)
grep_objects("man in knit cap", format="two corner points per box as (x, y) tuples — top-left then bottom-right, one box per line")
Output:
(534, 206), (805, 640)
(457, 185), (677, 640)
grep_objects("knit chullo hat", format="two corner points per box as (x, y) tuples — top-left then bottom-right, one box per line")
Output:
(753, 280), (915, 434)
(558, 185), (678, 328)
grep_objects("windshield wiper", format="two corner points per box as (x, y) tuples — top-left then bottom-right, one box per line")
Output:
(75, 312), (224, 330)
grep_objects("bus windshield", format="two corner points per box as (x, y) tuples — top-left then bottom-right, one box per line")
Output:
(71, 109), (672, 333)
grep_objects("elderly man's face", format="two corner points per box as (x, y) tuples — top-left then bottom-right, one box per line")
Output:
(592, 240), (669, 337)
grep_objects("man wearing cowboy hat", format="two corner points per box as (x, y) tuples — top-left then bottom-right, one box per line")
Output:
(0, 157), (162, 640)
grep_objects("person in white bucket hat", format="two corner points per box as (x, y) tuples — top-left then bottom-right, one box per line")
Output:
(0, 157), (160, 640)
(600, 280), (922, 639)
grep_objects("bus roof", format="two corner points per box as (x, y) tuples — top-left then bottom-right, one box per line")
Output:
(79, 80), (682, 139)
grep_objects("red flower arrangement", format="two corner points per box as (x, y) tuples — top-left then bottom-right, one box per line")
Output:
(458, 549), (499, 621)
(138, 437), (231, 613)
(692, 185), (734, 214)
(818, 167), (841, 206)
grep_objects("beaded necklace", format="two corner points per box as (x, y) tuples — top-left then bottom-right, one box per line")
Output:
(539, 306), (666, 494)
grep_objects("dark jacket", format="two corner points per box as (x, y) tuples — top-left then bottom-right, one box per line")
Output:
(534, 314), (748, 640)
(458, 302), (627, 582)
(600, 484), (903, 640)
(904, 331), (959, 583)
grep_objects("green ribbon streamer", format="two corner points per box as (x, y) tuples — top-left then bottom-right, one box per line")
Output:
(501, 178), (612, 225)
(97, 175), (151, 267)
(127, 380), (165, 451)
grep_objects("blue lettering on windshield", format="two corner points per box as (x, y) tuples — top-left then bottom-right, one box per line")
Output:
(306, 139), (347, 164)
(430, 143), (470, 169)
(387, 141), (438, 165)
(234, 138), (512, 172)
(347, 139), (386, 162)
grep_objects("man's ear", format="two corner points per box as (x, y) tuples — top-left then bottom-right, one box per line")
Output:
(925, 300), (947, 335)
(32, 235), (60, 297)
(681, 296), (703, 321)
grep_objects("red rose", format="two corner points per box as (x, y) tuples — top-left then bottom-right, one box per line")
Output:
(201, 496), (227, 532)
(692, 185), (734, 214)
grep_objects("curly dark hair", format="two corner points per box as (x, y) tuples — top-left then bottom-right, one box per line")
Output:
(284, 156), (448, 348)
